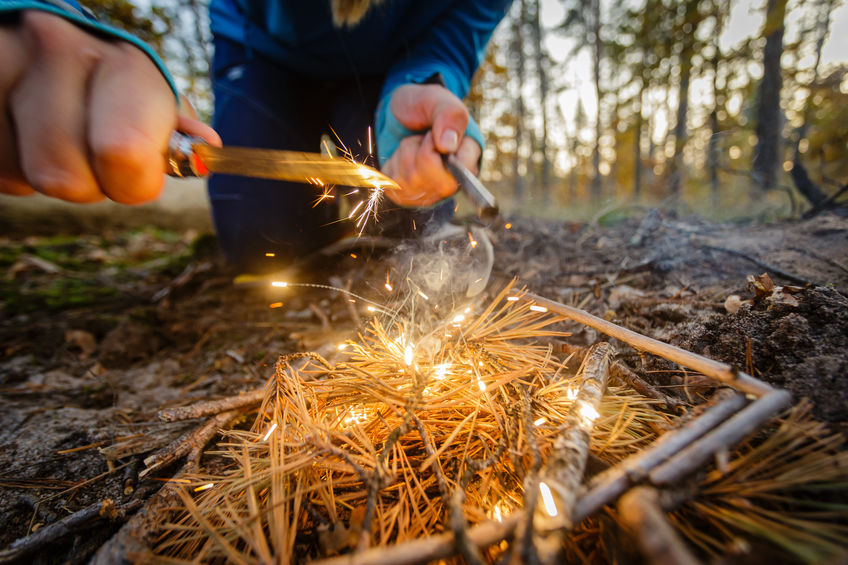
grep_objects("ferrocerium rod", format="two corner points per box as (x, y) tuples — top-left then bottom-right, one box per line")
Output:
(521, 293), (774, 397)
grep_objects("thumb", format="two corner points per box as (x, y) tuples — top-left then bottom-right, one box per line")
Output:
(390, 84), (469, 154)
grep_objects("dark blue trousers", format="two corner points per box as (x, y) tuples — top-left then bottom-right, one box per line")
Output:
(209, 38), (452, 273)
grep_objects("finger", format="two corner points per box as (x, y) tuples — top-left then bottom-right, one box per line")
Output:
(88, 42), (178, 204)
(384, 136), (427, 207)
(0, 25), (28, 185)
(11, 12), (102, 202)
(177, 114), (222, 147)
(389, 84), (469, 154)
(455, 136), (482, 176)
(414, 130), (457, 201)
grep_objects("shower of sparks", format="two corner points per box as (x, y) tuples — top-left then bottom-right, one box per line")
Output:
(262, 422), (278, 441)
(539, 482), (558, 517)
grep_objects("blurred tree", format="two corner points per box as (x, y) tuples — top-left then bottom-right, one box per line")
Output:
(512, 0), (529, 204)
(752, 0), (788, 192)
(529, 0), (552, 203)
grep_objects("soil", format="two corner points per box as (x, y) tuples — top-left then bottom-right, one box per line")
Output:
(1, 209), (847, 563)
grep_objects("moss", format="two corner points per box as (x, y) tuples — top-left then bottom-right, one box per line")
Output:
(1, 276), (120, 315)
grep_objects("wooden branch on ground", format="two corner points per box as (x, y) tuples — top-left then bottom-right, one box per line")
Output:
(141, 409), (240, 479)
(700, 244), (816, 287)
(650, 389), (791, 485)
(574, 389), (747, 522)
(313, 512), (525, 565)
(158, 389), (264, 422)
(617, 487), (701, 565)
(610, 360), (685, 411)
(522, 293), (774, 397)
(0, 499), (138, 564)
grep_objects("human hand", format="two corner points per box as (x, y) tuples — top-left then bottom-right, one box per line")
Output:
(381, 84), (481, 208)
(0, 11), (219, 204)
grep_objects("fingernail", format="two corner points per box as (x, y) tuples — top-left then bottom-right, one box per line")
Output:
(440, 129), (459, 153)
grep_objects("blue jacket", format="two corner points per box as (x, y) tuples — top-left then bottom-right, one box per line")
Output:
(1, 0), (510, 164)
(210, 0), (511, 162)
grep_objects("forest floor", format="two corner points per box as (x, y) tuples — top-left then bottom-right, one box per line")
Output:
(1, 209), (847, 563)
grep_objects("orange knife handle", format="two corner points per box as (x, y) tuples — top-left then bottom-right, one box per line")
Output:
(165, 131), (209, 178)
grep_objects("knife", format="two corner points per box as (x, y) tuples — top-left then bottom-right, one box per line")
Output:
(165, 131), (499, 221)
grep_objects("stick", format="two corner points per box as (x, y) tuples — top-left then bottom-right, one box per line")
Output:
(538, 343), (612, 532)
(0, 499), (137, 564)
(649, 389), (791, 485)
(610, 360), (685, 411)
(314, 512), (525, 565)
(522, 293), (774, 397)
(617, 487), (701, 565)
(574, 390), (747, 522)
(700, 245), (815, 287)
(158, 389), (265, 422)
(141, 409), (240, 478)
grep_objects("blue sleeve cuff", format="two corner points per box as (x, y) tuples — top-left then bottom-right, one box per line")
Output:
(0, 0), (179, 103)
(375, 89), (485, 168)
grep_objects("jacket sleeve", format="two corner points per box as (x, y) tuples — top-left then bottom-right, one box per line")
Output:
(375, 0), (512, 165)
(0, 0), (179, 101)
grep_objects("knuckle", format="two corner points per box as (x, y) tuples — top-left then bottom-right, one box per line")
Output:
(92, 132), (162, 204)
(29, 169), (99, 202)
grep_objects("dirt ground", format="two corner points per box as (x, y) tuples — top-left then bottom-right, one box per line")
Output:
(1, 207), (847, 563)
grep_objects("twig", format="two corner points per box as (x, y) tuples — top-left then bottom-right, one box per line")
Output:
(141, 409), (240, 478)
(574, 389), (748, 522)
(313, 512), (525, 565)
(789, 245), (848, 275)
(449, 490), (486, 565)
(158, 389), (265, 422)
(539, 343), (612, 531)
(522, 293), (774, 397)
(800, 181), (848, 219)
(649, 389), (791, 485)
(0, 499), (138, 564)
(617, 487), (701, 565)
(610, 360), (685, 411)
(700, 244), (815, 287)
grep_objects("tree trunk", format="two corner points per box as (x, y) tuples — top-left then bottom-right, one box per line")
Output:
(530, 0), (551, 204)
(668, 0), (699, 198)
(590, 0), (603, 203)
(752, 0), (787, 192)
(794, 0), (835, 159)
(512, 2), (527, 205)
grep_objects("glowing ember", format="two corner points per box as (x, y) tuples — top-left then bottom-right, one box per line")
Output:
(539, 481), (558, 517)
(265, 252), (275, 257)
(505, 223), (512, 229)
(269, 302), (283, 308)
(262, 422), (278, 441)
(350, 253), (358, 259)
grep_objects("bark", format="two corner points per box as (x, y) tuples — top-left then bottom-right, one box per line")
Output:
(752, 0), (787, 192)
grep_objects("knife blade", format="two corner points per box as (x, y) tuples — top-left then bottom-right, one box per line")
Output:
(165, 131), (499, 220)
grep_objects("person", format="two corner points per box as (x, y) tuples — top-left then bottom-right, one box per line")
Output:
(0, 0), (511, 272)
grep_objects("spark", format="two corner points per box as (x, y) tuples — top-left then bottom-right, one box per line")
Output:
(343, 409), (368, 426)
(338, 343), (349, 351)
(262, 422), (278, 441)
(493, 505), (503, 522)
(476, 376), (486, 392)
(367, 306), (376, 312)
(434, 363), (450, 380)
(468, 232), (478, 248)
(451, 314), (465, 324)
(367, 126), (373, 156)
(534, 417), (547, 427)
(271, 281), (288, 288)
(578, 402), (600, 423)
(265, 252), (275, 257)
(417, 290), (429, 300)
(194, 483), (214, 492)
(539, 482), (558, 517)
(385, 282), (393, 292)
(566, 387), (578, 400)
(506, 296), (519, 302)
(505, 223), (512, 229)
(404, 345), (414, 366)
(269, 302), (283, 308)
(350, 253), (358, 259)
(530, 305), (548, 313)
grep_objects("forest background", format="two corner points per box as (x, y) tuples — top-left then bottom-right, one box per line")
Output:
(88, 0), (848, 221)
